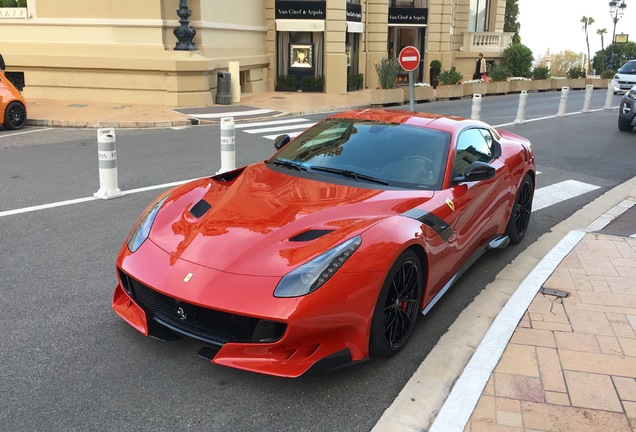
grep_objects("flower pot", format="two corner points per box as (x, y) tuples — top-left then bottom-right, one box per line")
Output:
(508, 80), (531, 93)
(370, 88), (404, 105)
(531, 79), (551, 92)
(569, 78), (586, 89)
(435, 85), (463, 100)
(462, 82), (488, 97)
(404, 86), (434, 102)
(487, 81), (510, 95)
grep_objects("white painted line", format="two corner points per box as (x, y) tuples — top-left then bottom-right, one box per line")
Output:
(243, 122), (316, 134)
(428, 230), (586, 432)
(402, 56), (418, 61)
(533, 179), (600, 211)
(0, 177), (202, 219)
(234, 118), (310, 129)
(191, 109), (275, 119)
(0, 128), (54, 138)
(264, 130), (303, 140)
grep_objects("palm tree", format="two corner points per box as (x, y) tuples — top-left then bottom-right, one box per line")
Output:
(597, 28), (608, 50)
(581, 16), (595, 73)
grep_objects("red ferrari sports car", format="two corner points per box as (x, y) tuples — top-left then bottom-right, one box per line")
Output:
(113, 109), (535, 377)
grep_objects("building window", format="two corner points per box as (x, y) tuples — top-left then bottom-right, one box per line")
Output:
(469, 0), (489, 32)
(391, 0), (426, 7)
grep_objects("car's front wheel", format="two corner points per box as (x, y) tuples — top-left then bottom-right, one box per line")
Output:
(506, 174), (534, 244)
(3, 101), (27, 130)
(369, 250), (423, 358)
(618, 116), (634, 132)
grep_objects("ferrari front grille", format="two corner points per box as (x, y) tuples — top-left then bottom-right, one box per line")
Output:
(118, 269), (286, 346)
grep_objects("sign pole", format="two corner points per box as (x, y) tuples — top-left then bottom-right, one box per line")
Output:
(409, 71), (415, 112)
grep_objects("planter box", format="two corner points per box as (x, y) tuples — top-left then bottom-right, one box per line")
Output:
(275, 85), (297, 92)
(435, 85), (463, 100)
(299, 86), (324, 93)
(462, 82), (488, 97)
(0, 7), (28, 19)
(530, 79), (551, 92)
(487, 81), (510, 95)
(569, 78), (586, 89)
(404, 86), (434, 102)
(508, 80), (531, 93)
(370, 88), (404, 105)
(550, 79), (569, 90)
(586, 78), (609, 89)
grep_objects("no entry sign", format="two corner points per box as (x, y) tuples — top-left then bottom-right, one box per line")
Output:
(398, 46), (420, 71)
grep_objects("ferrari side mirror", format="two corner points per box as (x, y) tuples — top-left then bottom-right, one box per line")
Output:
(452, 161), (496, 184)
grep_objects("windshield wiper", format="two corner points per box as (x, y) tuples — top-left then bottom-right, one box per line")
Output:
(268, 158), (307, 171)
(310, 165), (389, 185)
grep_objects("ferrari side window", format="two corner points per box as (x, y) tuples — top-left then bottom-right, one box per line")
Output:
(454, 128), (493, 177)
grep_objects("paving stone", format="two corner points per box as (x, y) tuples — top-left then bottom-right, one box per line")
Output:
(496, 397), (521, 413)
(496, 344), (539, 377)
(596, 335), (624, 355)
(521, 401), (632, 432)
(494, 373), (544, 403)
(496, 410), (522, 428)
(564, 370), (623, 412)
(471, 395), (495, 424)
(554, 332), (600, 353)
(470, 422), (521, 432)
(543, 267), (575, 291)
(566, 309), (615, 336)
(483, 376), (495, 396)
(624, 401), (636, 430)
(531, 320), (572, 332)
(618, 337), (636, 357)
(536, 347), (566, 392)
(545, 390), (570, 406)
(559, 349), (636, 378)
(606, 276), (636, 294)
(578, 291), (636, 309)
(612, 376), (636, 401)
(612, 322), (636, 339)
(510, 328), (555, 348)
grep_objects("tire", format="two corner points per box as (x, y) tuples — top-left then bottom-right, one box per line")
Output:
(369, 250), (423, 358)
(618, 117), (634, 132)
(3, 101), (27, 130)
(506, 174), (534, 244)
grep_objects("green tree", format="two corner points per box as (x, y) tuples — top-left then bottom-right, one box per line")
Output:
(500, 43), (534, 77)
(597, 28), (608, 51)
(505, 0), (521, 44)
(537, 50), (584, 77)
(581, 16), (595, 73)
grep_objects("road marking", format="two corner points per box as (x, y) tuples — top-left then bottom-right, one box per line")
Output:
(264, 130), (303, 140)
(234, 118), (311, 129)
(191, 109), (275, 119)
(533, 179), (601, 211)
(0, 128), (54, 138)
(242, 122), (316, 134)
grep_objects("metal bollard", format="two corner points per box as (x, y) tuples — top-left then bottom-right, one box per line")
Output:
(94, 128), (124, 199)
(514, 90), (528, 124)
(582, 84), (594, 112)
(556, 86), (569, 117)
(471, 94), (482, 120)
(217, 117), (236, 174)
(604, 82), (614, 110)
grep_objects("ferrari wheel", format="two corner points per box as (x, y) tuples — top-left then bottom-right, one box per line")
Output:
(3, 101), (27, 130)
(506, 174), (533, 244)
(369, 250), (423, 358)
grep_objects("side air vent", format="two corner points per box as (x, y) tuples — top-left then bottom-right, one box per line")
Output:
(189, 199), (212, 218)
(289, 229), (334, 242)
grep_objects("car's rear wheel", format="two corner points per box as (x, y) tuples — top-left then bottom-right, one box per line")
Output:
(369, 250), (423, 358)
(506, 174), (534, 244)
(3, 101), (26, 130)
(618, 117), (634, 132)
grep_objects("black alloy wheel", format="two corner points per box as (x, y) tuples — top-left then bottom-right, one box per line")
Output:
(506, 174), (533, 244)
(369, 250), (423, 358)
(3, 101), (26, 130)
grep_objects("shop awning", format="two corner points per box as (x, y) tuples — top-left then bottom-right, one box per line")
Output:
(346, 21), (364, 33)
(275, 19), (325, 32)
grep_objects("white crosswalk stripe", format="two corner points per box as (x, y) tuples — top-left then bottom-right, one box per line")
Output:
(242, 122), (316, 135)
(236, 118), (315, 138)
(532, 179), (600, 211)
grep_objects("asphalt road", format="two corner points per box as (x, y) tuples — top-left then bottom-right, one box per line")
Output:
(1, 90), (634, 432)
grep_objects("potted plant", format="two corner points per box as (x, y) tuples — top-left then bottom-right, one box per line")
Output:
(405, 82), (433, 102)
(276, 75), (297, 92)
(462, 78), (488, 97)
(486, 63), (511, 94)
(300, 75), (324, 92)
(371, 58), (404, 105)
(435, 68), (463, 99)
(531, 66), (551, 91)
(429, 59), (442, 88)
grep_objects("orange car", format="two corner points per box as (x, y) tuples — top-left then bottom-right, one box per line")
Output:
(1, 74), (27, 130)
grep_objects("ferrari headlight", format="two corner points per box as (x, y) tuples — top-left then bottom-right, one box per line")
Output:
(126, 195), (169, 252)
(274, 236), (362, 298)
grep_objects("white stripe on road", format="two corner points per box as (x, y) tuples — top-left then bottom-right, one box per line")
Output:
(234, 118), (310, 129)
(191, 109), (275, 119)
(243, 122), (316, 134)
(532, 179), (600, 211)
(264, 131), (303, 140)
(0, 128), (54, 138)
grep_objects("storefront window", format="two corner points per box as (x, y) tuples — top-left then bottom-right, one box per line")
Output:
(391, 0), (426, 7)
(469, 0), (489, 32)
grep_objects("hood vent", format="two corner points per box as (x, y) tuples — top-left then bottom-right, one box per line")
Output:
(289, 229), (334, 242)
(189, 199), (212, 218)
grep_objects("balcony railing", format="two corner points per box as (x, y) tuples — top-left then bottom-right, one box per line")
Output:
(463, 32), (514, 53)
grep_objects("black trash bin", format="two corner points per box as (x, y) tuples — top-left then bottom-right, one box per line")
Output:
(216, 71), (232, 105)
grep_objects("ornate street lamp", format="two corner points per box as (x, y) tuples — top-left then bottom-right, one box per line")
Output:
(609, 0), (627, 45)
(174, 0), (196, 51)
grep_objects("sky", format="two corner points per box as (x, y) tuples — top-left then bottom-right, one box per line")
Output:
(517, 0), (633, 61)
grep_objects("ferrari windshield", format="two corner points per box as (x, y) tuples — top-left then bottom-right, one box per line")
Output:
(268, 119), (451, 190)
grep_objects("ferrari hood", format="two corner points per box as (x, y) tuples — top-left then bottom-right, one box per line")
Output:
(149, 163), (433, 276)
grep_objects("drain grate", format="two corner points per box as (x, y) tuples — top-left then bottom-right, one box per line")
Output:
(540, 288), (570, 298)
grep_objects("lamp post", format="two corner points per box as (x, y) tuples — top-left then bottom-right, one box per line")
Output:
(608, 0), (627, 68)
(174, 0), (196, 51)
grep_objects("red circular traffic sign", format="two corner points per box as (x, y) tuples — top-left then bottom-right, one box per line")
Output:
(398, 46), (420, 71)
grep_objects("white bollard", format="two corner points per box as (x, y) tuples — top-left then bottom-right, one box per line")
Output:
(94, 128), (124, 199)
(604, 82), (614, 110)
(217, 117), (236, 174)
(556, 86), (569, 117)
(471, 94), (482, 120)
(582, 84), (594, 112)
(514, 90), (528, 124)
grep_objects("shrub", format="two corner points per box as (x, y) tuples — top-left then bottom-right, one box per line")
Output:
(347, 73), (363, 87)
(301, 75), (324, 88)
(567, 67), (585, 79)
(437, 67), (463, 85)
(375, 57), (401, 89)
(601, 69), (616, 79)
(17, 0), (26, 6)
(532, 65), (550, 80)
(429, 59), (442, 70)
(487, 63), (511, 82)
(500, 43), (534, 77)
(276, 75), (297, 87)
(1, 0), (18, 6)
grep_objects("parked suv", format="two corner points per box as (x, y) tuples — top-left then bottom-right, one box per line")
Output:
(618, 86), (636, 132)
(612, 60), (636, 94)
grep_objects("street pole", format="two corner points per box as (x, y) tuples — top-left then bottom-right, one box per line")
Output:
(174, 0), (196, 51)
